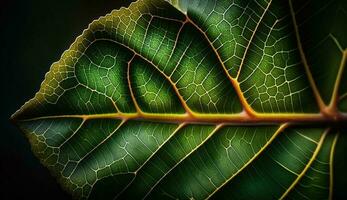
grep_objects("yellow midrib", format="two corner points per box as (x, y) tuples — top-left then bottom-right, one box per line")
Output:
(15, 111), (347, 124)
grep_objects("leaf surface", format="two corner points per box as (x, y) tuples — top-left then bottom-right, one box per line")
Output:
(12, 0), (347, 199)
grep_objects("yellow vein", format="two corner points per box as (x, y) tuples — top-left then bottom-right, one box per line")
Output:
(115, 123), (186, 199)
(69, 120), (127, 177)
(340, 92), (347, 101)
(98, 38), (195, 116)
(235, 0), (272, 80)
(274, 159), (300, 176)
(143, 124), (224, 199)
(127, 54), (144, 114)
(329, 132), (339, 200)
(329, 34), (344, 52)
(279, 128), (329, 199)
(295, 130), (318, 144)
(58, 119), (86, 148)
(328, 50), (347, 113)
(78, 83), (121, 113)
(135, 124), (186, 174)
(207, 123), (288, 199)
(289, 0), (326, 113)
(165, 18), (187, 70)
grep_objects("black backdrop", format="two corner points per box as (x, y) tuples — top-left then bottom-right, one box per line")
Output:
(1, 0), (346, 199)
(1, 1), (133, 199)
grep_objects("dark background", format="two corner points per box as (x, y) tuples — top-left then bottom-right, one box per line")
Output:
(1, 1), (133, 199)
(1, 0), (346, 199)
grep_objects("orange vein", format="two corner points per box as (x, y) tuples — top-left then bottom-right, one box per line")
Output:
(186, 17), (257, 117)
(100, 38), (194, 116)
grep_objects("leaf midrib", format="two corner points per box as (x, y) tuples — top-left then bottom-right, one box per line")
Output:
(14, 112), (347, 124)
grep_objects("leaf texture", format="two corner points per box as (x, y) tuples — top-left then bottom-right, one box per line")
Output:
(12, 0), (347, 199)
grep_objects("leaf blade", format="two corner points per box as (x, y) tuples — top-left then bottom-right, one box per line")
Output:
(11, 0), (347, 199)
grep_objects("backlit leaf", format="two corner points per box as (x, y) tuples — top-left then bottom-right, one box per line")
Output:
(12, 0), (347, 199)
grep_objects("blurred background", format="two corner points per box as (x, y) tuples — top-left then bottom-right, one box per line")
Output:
(1, 0), (133, 199)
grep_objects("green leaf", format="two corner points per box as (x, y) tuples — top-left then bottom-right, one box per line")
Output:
(11, 0), (347, 199)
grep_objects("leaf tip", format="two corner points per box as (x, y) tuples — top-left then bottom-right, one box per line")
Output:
(10, 109), (21, 123)
(10, 97), (35, 123)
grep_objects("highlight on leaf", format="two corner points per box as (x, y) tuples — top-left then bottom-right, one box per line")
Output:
(11, 0), (347, 199)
